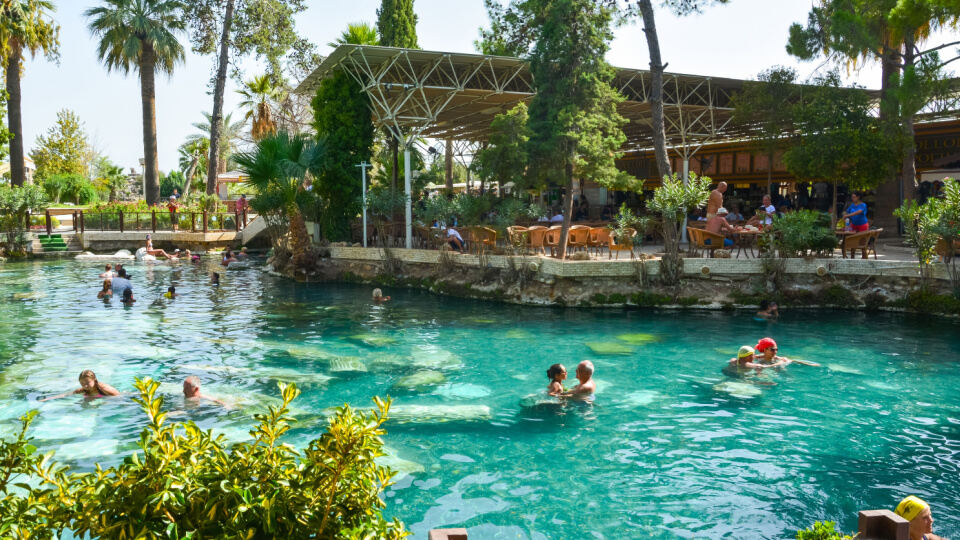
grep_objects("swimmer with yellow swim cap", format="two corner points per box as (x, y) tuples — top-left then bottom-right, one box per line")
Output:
(896, 495), (946, 540)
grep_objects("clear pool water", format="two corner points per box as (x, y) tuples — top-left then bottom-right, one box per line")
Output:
(1, 259), (958, 539)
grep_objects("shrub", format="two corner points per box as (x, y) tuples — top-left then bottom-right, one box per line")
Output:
(795, 521), (853, 540)
(42, 173), (99, 205)
(28, 215), (60, 229)
(770, 210), (838, 257)
(0, 184), (49, 254)
(817, 284), (858, 306)
(0, 379), (408, 539)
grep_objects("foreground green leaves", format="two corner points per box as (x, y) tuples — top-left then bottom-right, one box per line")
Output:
(0, 379), (407, 539)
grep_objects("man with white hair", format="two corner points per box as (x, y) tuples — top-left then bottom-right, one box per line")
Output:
(564, 360), (596, 399)
(705, 208), (737, 248)
(183, 376), (226, 406)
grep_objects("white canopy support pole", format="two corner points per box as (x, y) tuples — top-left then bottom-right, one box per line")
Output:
(355, 161), (372, 248)
(404, 146), (413, 249)
(681, 157), (690, 244)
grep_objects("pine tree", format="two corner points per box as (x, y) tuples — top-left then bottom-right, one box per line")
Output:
(376, 0), (419, 195)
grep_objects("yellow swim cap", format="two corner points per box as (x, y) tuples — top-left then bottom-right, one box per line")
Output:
(163, 292), (172, 299)
(895, 495), (929, 521)
(738, 346), (755, 359)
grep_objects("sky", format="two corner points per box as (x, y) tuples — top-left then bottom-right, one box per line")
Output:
(17, 0), (957, 174)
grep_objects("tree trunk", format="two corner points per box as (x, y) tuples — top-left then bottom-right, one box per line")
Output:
(288, 202), (312, 267)
(139, 47), (160, 205)
(444, 139), (453, 195)
(901, 35), (917, 202)
(556, 159), (574, 260)
(832, 179), (838, 228)
(206, 0), (236, 196)
(183, 153), (200, 199)
(873, 41), (902, 233)
(638, 0), (672, 180)
(6, 43), (25, 187)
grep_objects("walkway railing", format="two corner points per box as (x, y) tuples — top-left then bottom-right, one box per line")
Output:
(75, 209), (248, 235)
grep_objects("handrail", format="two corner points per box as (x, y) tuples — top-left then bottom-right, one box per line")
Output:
(76, 209), (241, 233)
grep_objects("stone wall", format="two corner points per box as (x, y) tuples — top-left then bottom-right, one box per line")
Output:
(296, 247), (959, 315)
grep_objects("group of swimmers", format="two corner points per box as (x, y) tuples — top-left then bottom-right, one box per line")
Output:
(545, 360), (596, 399)
(39, 370), (224, 407)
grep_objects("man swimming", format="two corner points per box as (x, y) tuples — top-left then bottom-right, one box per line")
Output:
(183, 376), (226, 406)
(563, 360), (596, 399)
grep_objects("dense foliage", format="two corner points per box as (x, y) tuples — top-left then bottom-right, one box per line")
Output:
(0, 379), (408, 538)
(896, 177), (960, 294)
(648, 173), (711, 283)
(0, 183), (48, 255)
(376, 0), (418, 48)
(471, 103), (531, 191)
(795, 521), (853, 540)
(41, 173), (99, 205)
(770, 209), (838, 258)
(29, 109), (93, 181)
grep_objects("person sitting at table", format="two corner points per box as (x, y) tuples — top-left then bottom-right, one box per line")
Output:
(747, 195), (776, 228)
(725, 205), (744, 223)
(549, 208), (564, 223)
(704, 208), (737, 247)
(446, 226), (466, 253)
(842, 192), (869, 232)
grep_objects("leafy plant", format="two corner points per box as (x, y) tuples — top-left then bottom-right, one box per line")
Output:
(895, 198), (942, 289)
(647, 173), (711, 283)
(897, 178), (960, 295)
(0, 183), (48, 255)
(795, 521), (853, 540)
(41, 173), (99, 205)
(770, 209), (838, 257)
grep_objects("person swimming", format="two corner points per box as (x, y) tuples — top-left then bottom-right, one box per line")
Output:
(39, 369), (121, 401)
(221, 249), (237, 267)
(182, 376), (226, 407)
(372, 288), (391, 303)
(895, 495), (947, 540)
(728, 346), (777, 373)
(163, 286), (179, 299)
(563, 360), (596, 400)
(754, 338), (791, 368)
(546, 363), (567, 396)
(99, 264), (115, 279)
(756, 300), (779, 320)
(210, 272), (220, 286)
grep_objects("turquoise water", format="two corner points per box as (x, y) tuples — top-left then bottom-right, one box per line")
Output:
(1, 259), (959, 539)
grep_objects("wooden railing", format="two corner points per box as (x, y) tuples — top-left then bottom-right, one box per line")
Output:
(75, 209), (248, 234)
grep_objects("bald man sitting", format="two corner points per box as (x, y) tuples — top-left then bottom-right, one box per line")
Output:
(183, 376), (226, 407)
(563, 360), (596, 399)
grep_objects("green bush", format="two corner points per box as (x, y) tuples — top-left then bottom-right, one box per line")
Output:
(795, 521), (853, 540)
(42, 173), (99, 205)
(900, 289), (960, 314)
(0, 184), (49, 254)
(0, 379), (408, 539)
(817, 284), (858, 306)
(771, 210), (838, 257)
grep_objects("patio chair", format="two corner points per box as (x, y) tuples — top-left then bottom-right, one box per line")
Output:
(544, 227), (562, 257)
(506, 226), (528, 249)
(608, 228), (636, 259)
(527, 227), (548, 255)
(687, 227), (726, 258)
(466, 226), (498, 254)
(936, 237), (960, 263)
(842, 228), (881, 259)
(567, 225), (591, 255)
(588, 227), (612, 257)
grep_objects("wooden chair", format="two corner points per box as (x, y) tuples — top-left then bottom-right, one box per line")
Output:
(544, 227), (562, 257)
(588, 227), (612, 257)
(466, 226), (497, 253)
(936, 237), (960, 263)
(567, 225), (591, 255)
(687, 226), (726, 258)
(527, 227), (547, 255)
(608, 228), (636, 259)
(843, 229), (881, 259)
(506, 226), (528, 249)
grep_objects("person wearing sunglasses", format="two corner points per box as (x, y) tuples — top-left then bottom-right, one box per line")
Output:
(755, 338), (791, 368)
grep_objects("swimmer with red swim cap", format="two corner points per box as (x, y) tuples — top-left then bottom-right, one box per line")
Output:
(755, 337), (791, 368)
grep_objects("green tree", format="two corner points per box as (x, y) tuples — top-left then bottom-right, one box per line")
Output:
(648, 173), (711, 283)
(471, 102), (531, 193)
(234, 131), (324, 267)
(178, 137), (209, 198)
(787, 0), (960, 205)
(42, 172), (98, 204)
(510, 0), (627, 259)
(29, 109), (92, 181)
(377, 0), (419, 195)
(181, 0), (311, 196)
(159, 170), (185, 198)
(311, 23), (377, 242)
(85, 0), (186, 206)
(0, 0), (60, 187)
(238, 74), (281, 141)
(0, 90), (11, 166)
(783, 72), (896, 226)
(186, 111), (244, 175)
(92, 156), (127, 202)
(0, 183), (47, 254)
(731, 66), (800, 195)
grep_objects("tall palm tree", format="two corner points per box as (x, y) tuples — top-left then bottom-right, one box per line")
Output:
(237, 74), (280, 142)
(234, 131), (324, 266)
(85, 0), (185, 205)
(178, 137), (208, 199)
(0, 0), (59, 187)
(187, 111), (244, 174)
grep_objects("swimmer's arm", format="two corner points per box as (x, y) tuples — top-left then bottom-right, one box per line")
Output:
(39, 388), (83, 401)
(98, 383), (121, 396)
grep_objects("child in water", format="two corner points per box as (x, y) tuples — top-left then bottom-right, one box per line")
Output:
(164, 286), (179, 299)
(546, 363), (567, 396)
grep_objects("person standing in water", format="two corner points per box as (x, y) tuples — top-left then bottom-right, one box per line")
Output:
(756, 300), (779, 320)
(895, 495), (947, 540)
(99, 264), (116, 278)
(754, 338), (791, 368)
(40, 370), (121, 400)
(546, 363), (567, 396)
(372, 288), (391, 303)
(563, 360), (596, 399)
(728, 346), (779, 373)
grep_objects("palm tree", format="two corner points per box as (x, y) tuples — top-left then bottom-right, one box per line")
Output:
(237, 74), (280, 142)
(328, 22), (378, 47)
(85, 0), (185, 205)
(0, 0), (59, 187)
(187, 111), (244, 175)
(234, 131), (324, 266)
(178, 137), (208, 199)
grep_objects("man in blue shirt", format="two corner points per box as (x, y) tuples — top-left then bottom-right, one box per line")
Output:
(97, 277), (133, 302)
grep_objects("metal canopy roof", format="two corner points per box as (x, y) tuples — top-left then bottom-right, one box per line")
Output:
(295, 45), (803, 155)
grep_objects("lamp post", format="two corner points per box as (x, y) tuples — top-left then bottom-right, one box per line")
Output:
(356, 161), (372, 248)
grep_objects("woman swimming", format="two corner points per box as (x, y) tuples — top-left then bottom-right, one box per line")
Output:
(546, 363), (567, 396)
(39, 369), (121, 401)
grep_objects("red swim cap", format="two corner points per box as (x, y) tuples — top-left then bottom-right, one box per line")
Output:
(755, 337), (777, 352)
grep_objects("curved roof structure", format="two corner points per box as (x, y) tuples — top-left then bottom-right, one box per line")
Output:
(296, 44), (757, 155)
